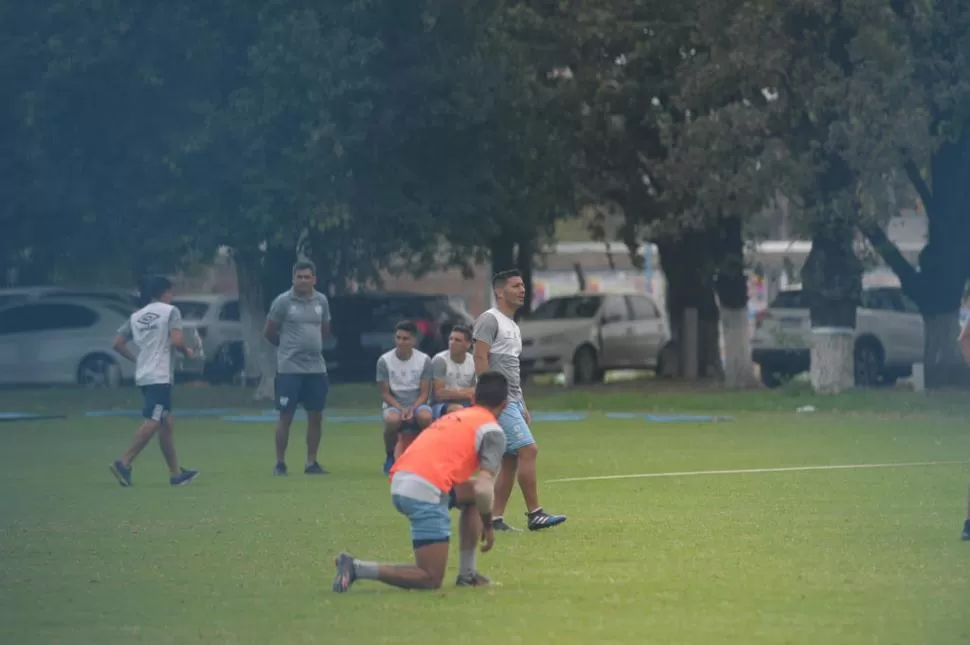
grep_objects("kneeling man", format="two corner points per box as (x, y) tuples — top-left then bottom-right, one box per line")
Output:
(332, 371), (509, 592)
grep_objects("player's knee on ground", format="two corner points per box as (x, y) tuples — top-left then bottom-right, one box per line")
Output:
(415, 408), (433, 429)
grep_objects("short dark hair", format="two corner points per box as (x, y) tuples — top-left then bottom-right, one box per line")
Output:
(395, 320), (418, 336)
(450, 324), (472, 341)
(140, 275), (172, 303)
(475, 371), (508, 408)
(293, 260), (316, 275)
(492, 269), (521, 289)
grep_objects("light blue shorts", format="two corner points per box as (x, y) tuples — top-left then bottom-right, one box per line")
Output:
(497, 399), (536, 454)
(432, 401), (471, 420)
(391, 493), (451, 548)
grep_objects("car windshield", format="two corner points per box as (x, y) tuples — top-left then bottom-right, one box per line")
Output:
(528, 296), (602, 320)
(173, 301), (210, 320)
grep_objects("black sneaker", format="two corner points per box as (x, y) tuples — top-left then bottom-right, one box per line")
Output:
(527, 508), (567, 531)
(332, 552), (357, 593)
(456, 572), (491, 587)
(493, 518), (521, 532)
(962, 520), (970, 541)
(273, 462), (287, 476)
(304, 462), (329, 475)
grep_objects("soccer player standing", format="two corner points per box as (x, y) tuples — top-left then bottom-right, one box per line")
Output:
(472, 269), (566, 532)
(109, 276), (199, 487)
(264, 260), (332, 476)
(332, 371), (510, 592)
(430, 324), (477, 419)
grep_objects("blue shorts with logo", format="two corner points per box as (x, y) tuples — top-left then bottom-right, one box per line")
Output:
(392, 493), (453, 549)
(497, 399), (535, 454)
(431, 401), (471, 420)
(141, 384), (172, 421)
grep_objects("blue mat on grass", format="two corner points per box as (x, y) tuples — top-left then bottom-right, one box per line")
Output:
(223, 411), (589, 424)
(605, 412), (735, 423)
(0, 412), (67, 422)
(86, 408), (239, 418)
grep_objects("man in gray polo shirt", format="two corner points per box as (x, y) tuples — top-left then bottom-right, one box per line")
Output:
(264, 260), (332, 476)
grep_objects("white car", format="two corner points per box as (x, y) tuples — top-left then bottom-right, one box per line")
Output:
(170, 294), (244, 382)
(0, 297), (137, 387)
(750, 285), (924, 387)
(519, 292), (670, 384)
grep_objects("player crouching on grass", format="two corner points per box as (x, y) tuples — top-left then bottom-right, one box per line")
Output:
(332, 371), (510, 592)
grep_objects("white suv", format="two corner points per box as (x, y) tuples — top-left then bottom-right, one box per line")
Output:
(750, 285), (924, 387)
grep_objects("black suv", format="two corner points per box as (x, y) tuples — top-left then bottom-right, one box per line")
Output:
(324, 292), (475, 382)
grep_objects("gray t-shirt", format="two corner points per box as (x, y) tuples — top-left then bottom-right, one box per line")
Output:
(472, 307), (523, 401)
(431, 350), (477, 396)
(376, 349), (433, 409)
(267, 289), (330, 374)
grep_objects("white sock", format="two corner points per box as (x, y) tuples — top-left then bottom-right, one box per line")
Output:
(354, 560), (379, 579)
(459, 550), (476, 578)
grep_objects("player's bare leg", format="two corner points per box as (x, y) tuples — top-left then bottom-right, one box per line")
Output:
(303, 411), (328, 474)
(383, 411), (402, 473)
(395, 431), (417, 459)
(157, 416), (181, 475)
(455, 481), (490, 586)
(159, 416), (199, 486)
(491, 453), (518, 531)
(274, 410), (295, 474)
(333, 542), (449, 592)
(120, 420), (161, 467)
(516, 444), (541, 512)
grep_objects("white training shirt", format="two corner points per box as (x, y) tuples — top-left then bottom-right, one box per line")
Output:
(431, 349), (477, 394)
(117, 302), (183, 386)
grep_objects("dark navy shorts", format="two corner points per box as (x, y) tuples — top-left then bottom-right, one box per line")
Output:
(141, 384), (173, 422)
(275, 373), (329, 413)
(432, 401), (471, 420)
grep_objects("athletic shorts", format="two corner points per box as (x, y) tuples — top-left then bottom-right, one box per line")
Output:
(382, 405), (433, 432)
(497, 399), (535, 454)
(391, 493), (451, 549)
(275, 373), (329, 413)
(431, 401), (471, 420)
(141, 384), (173, 421)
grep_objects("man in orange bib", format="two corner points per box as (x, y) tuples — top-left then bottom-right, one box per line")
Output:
(332, 371), (509, 591)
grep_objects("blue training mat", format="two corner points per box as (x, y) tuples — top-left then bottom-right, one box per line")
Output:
(605, 412), (735, 423)
(225, 413), (383, 423)
(0, 412), (67, 422)
(529, 411), (587, 422)
(86, 408), (239, 418)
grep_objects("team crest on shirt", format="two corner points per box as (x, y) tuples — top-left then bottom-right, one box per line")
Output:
(314, 305), (322, 314)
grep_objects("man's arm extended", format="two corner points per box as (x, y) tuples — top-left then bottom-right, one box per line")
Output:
(414, 356), (433, 407)
(320, 295), (332, 341)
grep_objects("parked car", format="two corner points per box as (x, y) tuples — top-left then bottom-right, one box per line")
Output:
(0, 297), (137, 387)
(0, 286), (140, 309)
(750, 285), (924, 387)
(325, 292), (475, 382)
(170, 294), (244, 382)
(518, 292), (671, 384)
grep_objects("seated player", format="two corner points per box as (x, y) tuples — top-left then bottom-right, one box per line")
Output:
(431, 324), (477, 420)
(332, 371), (509, 592)
(377, 320), (434, 474)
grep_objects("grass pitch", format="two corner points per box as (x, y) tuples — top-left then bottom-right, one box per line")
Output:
(0, 384), (968, 644)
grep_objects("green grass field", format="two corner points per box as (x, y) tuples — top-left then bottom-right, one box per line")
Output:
(1, 384), (969, 644)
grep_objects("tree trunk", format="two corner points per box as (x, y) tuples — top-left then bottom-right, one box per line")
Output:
(516, 236), (535, 317)
(801, 227), (862, 394)
(923, 311), (967, 388)
(657, 233), (723, 380)
(715, 216), (756, 388)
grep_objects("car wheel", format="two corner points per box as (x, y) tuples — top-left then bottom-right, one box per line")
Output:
(77, 354), (121, 389)
(853, 340), (885, 387)
(573, 346), (601, 385)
